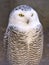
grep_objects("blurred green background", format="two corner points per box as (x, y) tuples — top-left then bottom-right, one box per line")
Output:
(0, 0), (49, 65)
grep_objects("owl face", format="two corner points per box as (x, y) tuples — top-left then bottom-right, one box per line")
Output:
(8, 5), (40, 31)
(12, 10), (35, 24)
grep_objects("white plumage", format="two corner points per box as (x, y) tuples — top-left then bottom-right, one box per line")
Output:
(4, 5), (43, 65)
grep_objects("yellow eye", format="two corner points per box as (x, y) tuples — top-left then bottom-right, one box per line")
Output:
(31, 14), (33, 17)
(19, 13), (24, 17)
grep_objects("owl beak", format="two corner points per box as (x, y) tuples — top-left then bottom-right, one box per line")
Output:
(26, 19), (29, 24)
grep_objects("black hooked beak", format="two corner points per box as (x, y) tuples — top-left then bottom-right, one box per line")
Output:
(26, 19), (29, 24)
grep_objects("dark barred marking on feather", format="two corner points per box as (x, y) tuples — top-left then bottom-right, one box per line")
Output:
(14, 5), (32, 11)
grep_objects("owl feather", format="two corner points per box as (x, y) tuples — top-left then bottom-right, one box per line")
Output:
(3, 5), (43, 65)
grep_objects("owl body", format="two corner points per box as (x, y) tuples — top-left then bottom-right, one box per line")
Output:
(4, 5), (43, 65)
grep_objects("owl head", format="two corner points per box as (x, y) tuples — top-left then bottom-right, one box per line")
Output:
(8, 5), (40, 31)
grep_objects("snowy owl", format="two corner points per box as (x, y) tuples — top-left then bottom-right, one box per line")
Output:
(4, 5), (43, 65)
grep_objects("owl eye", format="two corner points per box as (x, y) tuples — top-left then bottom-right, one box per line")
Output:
(31, 14), (33, 17)
(19, 13), (24, 17)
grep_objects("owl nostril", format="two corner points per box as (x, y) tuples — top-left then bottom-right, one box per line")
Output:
(26, 20), (29, 24)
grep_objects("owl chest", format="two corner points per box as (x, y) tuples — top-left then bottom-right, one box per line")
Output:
(7, 30), (42, 52)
